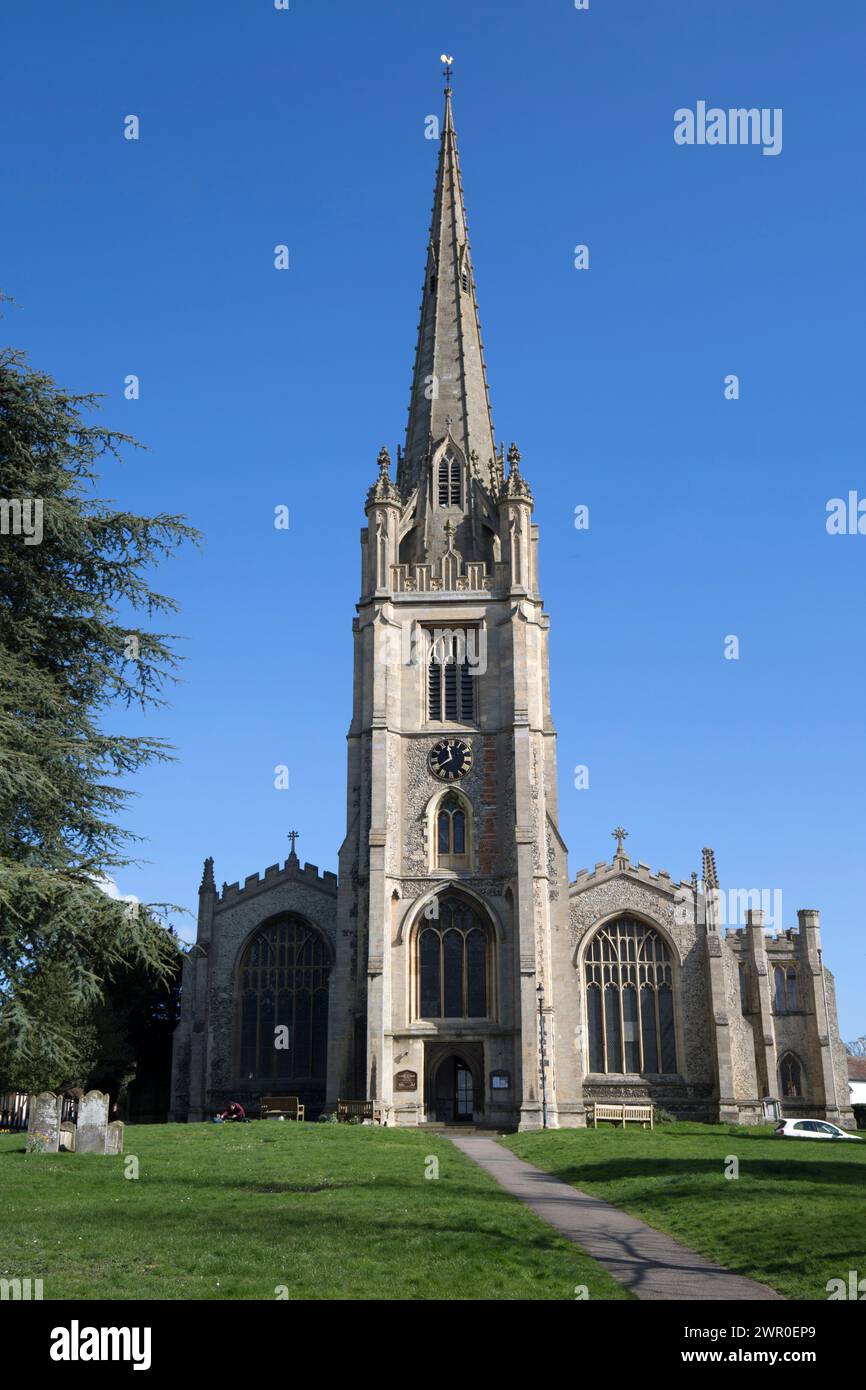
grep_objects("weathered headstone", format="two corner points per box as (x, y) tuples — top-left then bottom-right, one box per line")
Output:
(26, 1092), (61, 1153)
(104, 1120), (125, 1155)
(76, 1090), (109, 1154)
(59, 1121), (76, 1152)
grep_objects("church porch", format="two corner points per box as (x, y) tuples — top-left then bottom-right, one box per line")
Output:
(385, 1033), (519, 1129)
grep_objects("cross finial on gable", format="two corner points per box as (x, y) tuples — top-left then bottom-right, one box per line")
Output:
(288, 830), (299, 863)
(612, 826), (628, 859)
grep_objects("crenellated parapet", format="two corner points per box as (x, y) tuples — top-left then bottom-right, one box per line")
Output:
(725, 925), (801, 954)
(570, 856), (691, 896)
(217, 857), (337, 911)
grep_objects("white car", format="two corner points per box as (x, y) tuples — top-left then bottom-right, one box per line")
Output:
(774, 1118), (862, 1141)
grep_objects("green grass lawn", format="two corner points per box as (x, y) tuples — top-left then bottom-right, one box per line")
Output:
(0, 1122), (630, 1301)
(502, 1122), (866, 1300)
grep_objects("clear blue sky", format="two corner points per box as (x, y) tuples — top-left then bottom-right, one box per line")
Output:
(2, 1), (864, 1038)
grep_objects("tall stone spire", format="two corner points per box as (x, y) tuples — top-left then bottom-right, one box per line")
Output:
(400, 77), (497, 495)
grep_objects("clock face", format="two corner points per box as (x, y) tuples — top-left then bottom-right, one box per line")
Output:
(428, 738), (473, 782)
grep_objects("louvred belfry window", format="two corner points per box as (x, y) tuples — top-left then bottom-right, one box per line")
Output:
(238, 917), (330, 1080)
(584, 917), (677, 1074)
(427, 630), (475, 723)
(438, 453), (461, 506)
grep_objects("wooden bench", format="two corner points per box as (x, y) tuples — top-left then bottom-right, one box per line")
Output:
(336, 1099), (374, 1123)
(590, 1102), (654, 1130)
(260, 1095), (305, 1122)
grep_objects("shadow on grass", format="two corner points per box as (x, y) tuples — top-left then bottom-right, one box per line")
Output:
(25, 1200), (575, 1259)
(536, 1156), (866, 1189)
(139, 1171), (539, 1207)
(253, 1182), (336, 1194)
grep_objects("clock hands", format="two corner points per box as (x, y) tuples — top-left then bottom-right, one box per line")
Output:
(429, 738), (472, 781)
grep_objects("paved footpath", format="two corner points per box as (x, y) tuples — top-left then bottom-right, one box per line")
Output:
(449, 1135), (784, 1301)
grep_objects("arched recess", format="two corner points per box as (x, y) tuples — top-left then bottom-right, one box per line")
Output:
(577, 912), (683, 1077)
(778, 1051), (806, 1100)
(398, 523), (422, 568)
(233, 913), (332, 1084)
(423, 785), (474, 873)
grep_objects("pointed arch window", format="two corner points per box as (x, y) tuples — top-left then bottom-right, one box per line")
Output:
(417, 897), (490, 1019)
(779, 1053), (803, 1098)
(438, 453), (461, 506)
(585, 917), (677, 1074)
(773, 965), (799, 1013)
(437, 793), (469, 869)
(237, 916), (330, 1081)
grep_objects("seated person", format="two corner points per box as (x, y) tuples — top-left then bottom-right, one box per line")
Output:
(215, 1100), (247, 1123)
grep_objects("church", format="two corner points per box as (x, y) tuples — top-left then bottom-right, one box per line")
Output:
(169, 79), (853, 1131)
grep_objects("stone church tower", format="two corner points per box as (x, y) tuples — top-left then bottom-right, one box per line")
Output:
(325, 81), (575, 1129)
(169, 80), (853, 1131)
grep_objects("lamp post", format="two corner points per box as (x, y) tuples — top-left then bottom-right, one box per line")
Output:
(537, 982), (548, 1129)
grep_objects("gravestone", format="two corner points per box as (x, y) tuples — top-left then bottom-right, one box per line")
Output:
(27, 1092), (61, 1153)
(104, 1120), (125, 1155)
(59, 1121), (76, 1152)
(76, 1090), (109, 1154)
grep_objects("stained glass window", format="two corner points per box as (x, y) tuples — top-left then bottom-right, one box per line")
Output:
(238, 917), (330, 1080)
(437, 794), (468, 867)
(418, 898), (489, 1019)
(585, 917), (677, 1074)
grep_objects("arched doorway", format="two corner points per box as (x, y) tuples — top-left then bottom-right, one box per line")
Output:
(429, 1052), (476, 1124)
